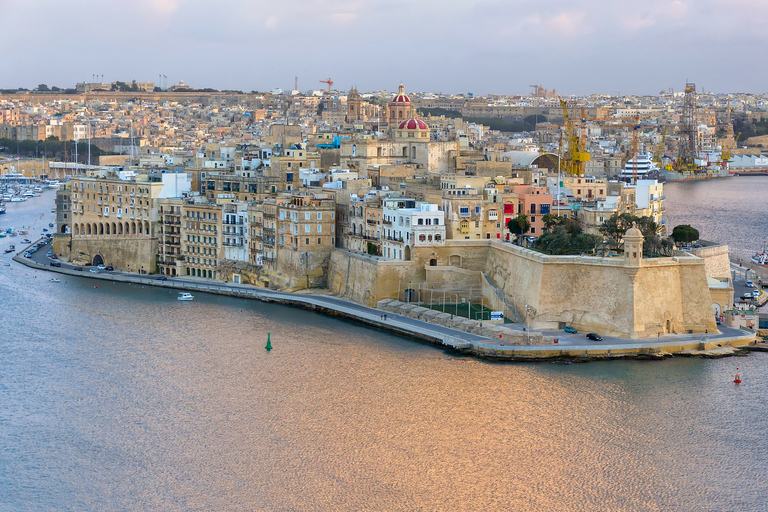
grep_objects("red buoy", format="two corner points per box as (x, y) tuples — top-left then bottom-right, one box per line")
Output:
(734, 368), (741, 384)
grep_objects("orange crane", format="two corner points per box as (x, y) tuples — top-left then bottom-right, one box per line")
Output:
(319, 78), (333, 113)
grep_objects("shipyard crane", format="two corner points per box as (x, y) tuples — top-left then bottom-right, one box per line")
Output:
(319, 78), (333, 113)
(558, 97), (590, 176)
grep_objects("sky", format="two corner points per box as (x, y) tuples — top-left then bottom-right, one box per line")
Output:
(1, 0), (766, 96)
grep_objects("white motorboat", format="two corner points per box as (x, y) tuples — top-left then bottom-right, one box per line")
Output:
(177, 292), (194, 301)
(49, 278), (61, 283)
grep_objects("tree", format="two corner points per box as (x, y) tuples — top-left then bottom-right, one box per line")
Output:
(670, 224), (699, 245)
(599, 213), (635, 247)
(507, 214), (531, 243)
(541, 213), (559, 233)
(36, 84), (50, 92)
(317, 101), (325, 116)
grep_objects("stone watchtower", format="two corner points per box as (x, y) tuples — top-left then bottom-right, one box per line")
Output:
(624, 222), (644, 267)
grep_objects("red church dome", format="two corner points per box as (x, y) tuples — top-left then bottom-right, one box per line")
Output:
(391, 84), (411, 104)
(398, 119), (428, 130)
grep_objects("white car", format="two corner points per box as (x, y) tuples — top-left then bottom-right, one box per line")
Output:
(753, 290), (761, 298)
(90, 268), (99, 274)
(97, 264), (106, 270)
(746, 281), (755, 288)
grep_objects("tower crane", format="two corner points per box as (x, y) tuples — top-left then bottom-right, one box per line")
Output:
(558, 97), (590, 176)
(319, 78), (333, 113)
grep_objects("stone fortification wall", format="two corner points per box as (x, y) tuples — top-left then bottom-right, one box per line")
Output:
(69, 237), (158, 273)
(328, 250), (421, 306)
(485, 242), (717, 338)
(692, 244), (731, 279)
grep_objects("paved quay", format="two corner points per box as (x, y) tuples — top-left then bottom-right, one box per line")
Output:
(14, 237), (759, 361)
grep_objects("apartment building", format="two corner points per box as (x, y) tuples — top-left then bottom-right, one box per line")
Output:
(181, 202), (222, 279)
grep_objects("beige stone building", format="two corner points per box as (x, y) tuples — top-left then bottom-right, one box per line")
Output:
(181, 202), (223, 279)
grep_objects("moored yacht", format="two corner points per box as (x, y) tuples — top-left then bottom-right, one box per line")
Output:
(620, 154), (660, 180)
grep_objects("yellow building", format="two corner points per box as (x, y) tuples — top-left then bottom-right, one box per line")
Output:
(181, 202), (223, 279)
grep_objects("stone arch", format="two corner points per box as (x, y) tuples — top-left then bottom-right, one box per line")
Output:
(86, 224), (91, 235)
(74, 224), (80, 235)
(712, 303), (722, 318)
(404, 245), (411, 261)
(124, 222), (129, 234)
(144, 221), (149, 234)
(118, 223), (123, 235)
(105, 223), (111, 235)
(60, 224), (68, 234)
(131, 222), (136, 235)
(99, 223), (104, 235)
(449, 254), (462, 267)
(429, 258), (437, 266)
(92, 254), (104, 266)
(111, 222), (116, 235)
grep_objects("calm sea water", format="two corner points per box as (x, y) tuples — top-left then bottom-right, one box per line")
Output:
(663, 175), (768, 260)
(2, 187), (768, 511)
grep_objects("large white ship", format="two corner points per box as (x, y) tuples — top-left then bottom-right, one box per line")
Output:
(620, 154), (660, 180)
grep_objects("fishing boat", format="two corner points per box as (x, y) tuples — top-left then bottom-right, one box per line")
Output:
(6, 228), (17, 236)
(48, 223), (54, 228)
(177, 292), (194, 301)
(0, 203), (5, 214)
(18, 229), (28, 235)
(752, 253), (767, 266)
(49, 278), (61, 283)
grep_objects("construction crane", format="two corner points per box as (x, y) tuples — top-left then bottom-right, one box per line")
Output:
(319, 78), (333, 113)
(558, 97), (590, 176)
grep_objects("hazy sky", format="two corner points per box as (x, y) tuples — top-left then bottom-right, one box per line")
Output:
(2, 0), (765, 96)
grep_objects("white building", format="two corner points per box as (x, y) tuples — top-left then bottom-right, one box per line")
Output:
(382, 202), (445, 260)
(223, 202), (249, 262)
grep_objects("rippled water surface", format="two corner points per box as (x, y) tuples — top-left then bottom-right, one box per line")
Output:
(663, 175), (768, 259)
(2, 191), (768, 511)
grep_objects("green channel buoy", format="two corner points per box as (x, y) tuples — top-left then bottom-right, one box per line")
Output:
(265, 332), (272, 351)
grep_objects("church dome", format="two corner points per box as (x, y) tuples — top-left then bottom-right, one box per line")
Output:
(391, 84), (411, 104)
(398, 118), (428, 130)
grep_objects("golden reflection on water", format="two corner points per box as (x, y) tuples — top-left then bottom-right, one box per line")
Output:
(2, 196), (768, 511)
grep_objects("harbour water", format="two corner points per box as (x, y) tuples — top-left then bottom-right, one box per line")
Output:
(663, 175), (768, 260)
(1, 187), (768, 510)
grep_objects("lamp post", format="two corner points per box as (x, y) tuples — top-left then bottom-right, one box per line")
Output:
(525, 304), (530, 344)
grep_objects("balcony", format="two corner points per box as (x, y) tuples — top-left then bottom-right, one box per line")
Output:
(263, 226), (275, 234)
(367, 219), (378, 225)
(382, 219), (392, 225)
(263, 212), (275, 219)
(116, 213), (122, 219)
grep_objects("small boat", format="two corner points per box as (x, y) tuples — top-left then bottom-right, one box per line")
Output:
(18, 229), (28, 235)
(21, 239), (30, 243)
(177, 292), (194, 301)
(3, 249), (12, 254)
(42, 228), (48, 232)
(0, 233), (6, 238)
(752, 253), (767, 266)
(48, 223), (54, 228)
(0, 204), (5, 214)
(49, 278), (61, 283)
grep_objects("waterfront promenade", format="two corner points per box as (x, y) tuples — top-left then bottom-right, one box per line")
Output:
(14, 237), (758, 361)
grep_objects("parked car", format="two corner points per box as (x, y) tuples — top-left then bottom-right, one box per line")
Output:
(155, 276), (168, 281)
(50, 254), (58, 259)
(97, 264), (106, 270)
(746, 281), (755, 288)
(105, 266), (114, 271)
(564, 326), (578, 333)
(74, 267), (83, 271)
(586, 333), (602, 341)
(49, 261), (61, 267)
(753, 290), (761, 298)
(740, 293), (754, 300)
(23, 252), (31, 258)
(89, 268), (99, 274)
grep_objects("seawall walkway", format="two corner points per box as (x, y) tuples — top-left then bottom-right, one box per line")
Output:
(14, 242), (758, 361)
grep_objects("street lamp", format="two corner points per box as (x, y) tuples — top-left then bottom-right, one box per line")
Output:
(525, 304), (530, 344)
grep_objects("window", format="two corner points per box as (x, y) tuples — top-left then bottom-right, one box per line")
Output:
(318, 238), (322, 245)
(305, 212), (310, 220)
(317, 225), (322, 233)
(475, 206), (480, 214)
(331, 212), (335, 220)
(530, 204), (536, 214)
(305, 238), (309, 245)
(459, 207), (469, 217)
(317, 212), (322, 220)
(531, 227), (536, 234)
(305, 225), (310, 233)
(418, 218), (423, 225)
